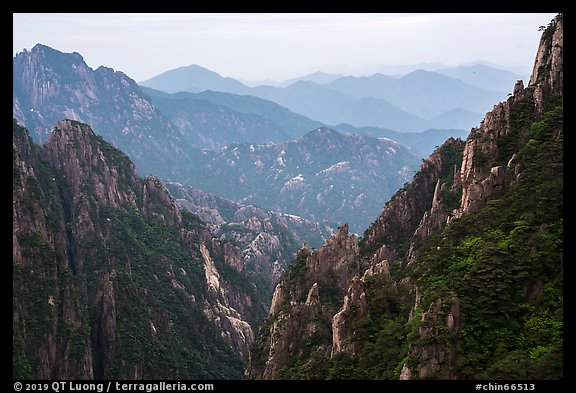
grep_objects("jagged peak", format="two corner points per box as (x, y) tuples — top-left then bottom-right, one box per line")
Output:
(13, 120), (36, 164)
(49, 119), (129, 165)
(457, 14), (562, 216)
(336, 222), (349, 236)
(40, 119), (141, 211)
(29, 43), (64, 55)
(52, 118), (94, 138)
(95, 65), (132, 82)
(315, 223), (353, 254)
(305, 222), (359, 292)
(20, 43), (86, 64)
(16, 44), (131, 84)
(247, 15), (563, 381)
(361, 135), (465, 251)
(302, 127), (343, 140)
(529, 14), (563, 89)
(48, 119), (131, 166)
(31, 43), (59, 52)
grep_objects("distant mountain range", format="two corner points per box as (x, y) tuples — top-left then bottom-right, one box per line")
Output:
(13, 44), (195, 180)
(140, 86), (464, 159)
(142, 87), (323, 150)
(322, 70), (503, 119)
(250, 81), (432, 132)
(13, 44), (425, 233)
(140, 63), (517, 132)
(185, 127), (421, 234)
(242, 61), (528, 88)
(436, 64), (528, 92)
(332, 125), (470, 158)
(308, 61), (449, 77)
(141, 85), (468, 159)
(277, 71), (343, 87)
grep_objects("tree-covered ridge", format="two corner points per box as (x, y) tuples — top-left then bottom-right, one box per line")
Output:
(13, 121), (267, 379)
(247, 136), (465, 380)
(331, 93), (562, 379)
(247, 15), (562, 380)
(252, 90), (562, 381)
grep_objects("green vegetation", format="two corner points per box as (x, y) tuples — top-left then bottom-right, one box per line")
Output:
(13, 121), (263, 379)
(77, 199), (246, 378)
(262, 83), (562, 379)
(360, 138), (465, 254)
(13, 127), (92, 379)
(327, 273), (411, 379)
(405, 99), (563, 379)
(284, 247), (310, 285)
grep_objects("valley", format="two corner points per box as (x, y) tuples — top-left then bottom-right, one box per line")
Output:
(12, 13), (562, 381)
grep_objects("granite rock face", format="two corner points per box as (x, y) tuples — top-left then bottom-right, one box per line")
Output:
(247, 15), (563, 380)
(13, 120), (268, 379)
(164, 181), (334, 295)
(13, 44), (194, 179)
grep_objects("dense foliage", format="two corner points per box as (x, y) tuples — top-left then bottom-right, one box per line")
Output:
(326, 96), (562, 379)
(13, 122), (264, 379)
(257, 77), (563, 379)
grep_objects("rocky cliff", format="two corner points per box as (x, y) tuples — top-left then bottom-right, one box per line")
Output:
(13, 44), (195, 180)
(458, 15), (562, 217)
(247, 14), (563, 380)
(13, 120), (268, 379)
(246, 136), (465, 380)
(164, 181), (333, 295)
(247, 224), (361, 379)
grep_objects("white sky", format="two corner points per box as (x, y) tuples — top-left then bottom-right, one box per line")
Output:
(13, 13), (558, 83)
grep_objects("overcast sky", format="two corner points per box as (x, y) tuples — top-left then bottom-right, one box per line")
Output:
(13, 13), (557, 83)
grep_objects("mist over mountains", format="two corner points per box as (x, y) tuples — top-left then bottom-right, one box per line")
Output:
(11, 42), (539, 257)
(13, 14), (562, 381)
(12, 43), (427, 234)
(267, 61), (528, 83)
(140, 61), (523, 133)
(141, 87), (323, 151)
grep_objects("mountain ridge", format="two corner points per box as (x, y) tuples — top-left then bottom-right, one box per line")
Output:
(13, 119), (271, 378)
(13, 45), (426, 233)
(141, 87), (323, 150)
(139, 61), (504, 132)
(13, 43), (196, 181)
(436, 63), (528, 93)
(140, 64), (250, 94)
(323, 69), (505, 119)
(246, 14), (563, 381)
(185, 127), (422, 234)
